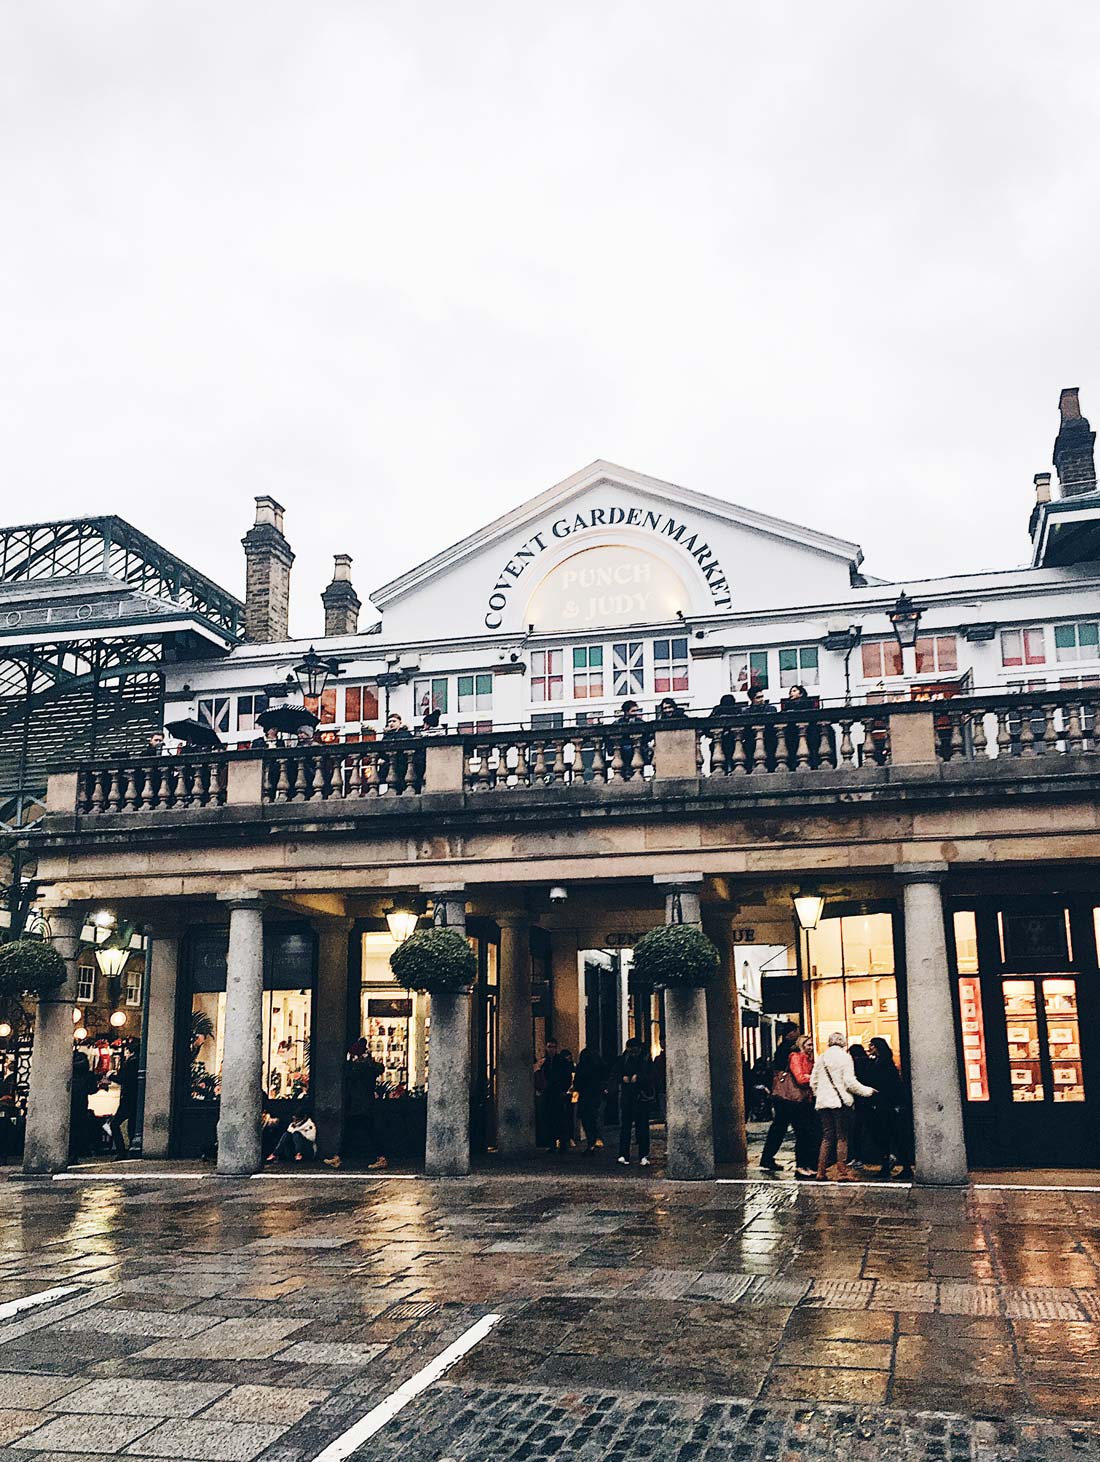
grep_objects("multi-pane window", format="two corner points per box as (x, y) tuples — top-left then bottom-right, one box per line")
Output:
(458, 674), (492, 713)
(197, 696), (230, 734)
(612, 641), (645, 697)
(413, 678), (449, 718)
(733, 651), (769, 693)
(778, 646), (819, 688)
(1001, 628), (1046, 667)
(236, 693), (268, 733)
(861, 640), (904, 679)
(653, 637), (689, 694)
(1054, 622), (1100, 663)
(305, 688), (338, 724)
(76, 965), (95, 1004)
(914, 635), (958, 674)
(572, 645), (604, 699)
(531, 651), (564, 702)
(125, 968), (143, 1008)
(344, 684), (380, 723)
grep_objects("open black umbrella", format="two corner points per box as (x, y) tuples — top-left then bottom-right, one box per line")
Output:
(257, 704), (319, 735)
(165, 718), (222, 749)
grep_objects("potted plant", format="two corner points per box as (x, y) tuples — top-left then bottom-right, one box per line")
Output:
(0, 938), (67, 1000)
(389, 928), (477, 992)
(630, 924), (719, 989)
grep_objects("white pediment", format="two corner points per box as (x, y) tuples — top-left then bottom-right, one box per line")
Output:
(371, 461), (863, 640)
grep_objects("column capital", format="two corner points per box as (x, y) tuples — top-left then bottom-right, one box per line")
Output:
(419, 882), (466, 895)
(893, 862), (950, 886)
(653, 873), (705, 889)
(217, 892), (267, 912)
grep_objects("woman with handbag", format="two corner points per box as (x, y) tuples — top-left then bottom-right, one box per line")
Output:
(759, 1024), (816, 1175)
(810, 1030), (877, 1181)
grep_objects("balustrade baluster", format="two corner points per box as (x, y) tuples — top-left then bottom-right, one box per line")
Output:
(345, 754), (361, 797)
(530, 740), (546, 783)
(608, 740), (623, 782)
(1067, 703), (1085, 753)
(475, 747), (492, 792)
(972, 713), (988, 759)
(163, 762), (179, 807)
(629, 735), (645, 780)
(105, 768), (122, 811)
(514, 742), (529, 786)
(743, 722), (759, 774)
(948, 714), (965, 763)
(839, 721), (854, 765)
(551, 739), (567, 784)
(1019, 709), (1036, 758)
(1043, 705), (1059, 755)
(273, 756), (290, 802)
(795, 722), (811, 771)
(182, 761), (199, 807)
(729, 726), (747, 774)
(590, 738), (607, 784)
(996, 709), (1012, 759)
(363, 753), (380, 796)
(709, 729), (726, 776)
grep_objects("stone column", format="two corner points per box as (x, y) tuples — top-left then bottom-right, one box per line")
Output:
(705, 922), (748, 1166)
(215, 896), (265, 1176)
(23, 907), (83, 1176)
(550, 930), (581, 1055)
(496, 913), (535, 1157)
(656, 877), (715, 1180)
(425, 888), (471, 1176)
(140, 922), (182, 1159)
(897, 863), (968, 1185)
(313, 917), (352, 1160)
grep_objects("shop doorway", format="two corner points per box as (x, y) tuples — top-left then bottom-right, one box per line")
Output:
(950, 898), (1100, 1168)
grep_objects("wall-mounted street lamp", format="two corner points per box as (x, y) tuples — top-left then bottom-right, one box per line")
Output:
(888, 592), (923, 651)
(792, 890), (825, 931)
(94, 945), (130, 980)
(294, 647), (340, 702)
(385, 904), (419, 943)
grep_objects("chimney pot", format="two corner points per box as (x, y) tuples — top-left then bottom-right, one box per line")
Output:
(253, 495), (285, 533)
(1060, 388), (1082, 423)
(241, 499), (294, 642)
(321, 552), (361, 636)
(333, 553), (353, 582)
(1033, 471), (1052, 504)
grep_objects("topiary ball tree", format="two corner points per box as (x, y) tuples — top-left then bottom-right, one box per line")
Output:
(390, 927), (477, 994)
(631, 924), (719, 990)
(0, 938), (67, 999)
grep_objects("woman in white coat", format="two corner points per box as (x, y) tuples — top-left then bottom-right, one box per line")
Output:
(810, 1031), (876, 1181)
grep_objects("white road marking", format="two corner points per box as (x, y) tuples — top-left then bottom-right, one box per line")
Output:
(0, 1285), (81, 1321)
(974, 1182), (1100, 1193)
(52, 1172), (207, 1181)
(249, 1171), (421, 1180)
(311, 1311), (503, 1460)
(716, 1177), (914, 1189)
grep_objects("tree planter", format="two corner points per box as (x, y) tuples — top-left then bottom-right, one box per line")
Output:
(390, 929), (475, 1176)
(633, 924), (719, 1180)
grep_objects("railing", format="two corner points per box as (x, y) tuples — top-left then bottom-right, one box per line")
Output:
(61, 690), (1100, 817)
(696, 710), (884, 776)
(462, 726), (653, 790)
(78, 756), (227, 812)
(933, 692), (1100, 763)
(262, 743), (421, 801)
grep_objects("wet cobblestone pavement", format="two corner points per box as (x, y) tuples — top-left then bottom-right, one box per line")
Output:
(1, 1172), (1099, 1459)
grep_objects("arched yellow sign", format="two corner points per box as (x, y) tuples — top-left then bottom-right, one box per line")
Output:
(525, 544), (691, 631)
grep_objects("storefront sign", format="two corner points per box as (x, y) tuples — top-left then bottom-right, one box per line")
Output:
(484, 504), (732, 629)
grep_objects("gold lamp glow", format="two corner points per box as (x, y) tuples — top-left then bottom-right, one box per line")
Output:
(793, 892), (825, 931)
(73, 1026), (88, 1041)
(385, 905), (419, 943)
(72, 1007), (83, 1025)
(109, 1010), (127, 1029)
(0, 1022), (11, 1039)
(95, 945), (130, 979)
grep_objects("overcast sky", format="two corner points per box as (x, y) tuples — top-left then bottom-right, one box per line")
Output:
(5, 4), (1100, 635)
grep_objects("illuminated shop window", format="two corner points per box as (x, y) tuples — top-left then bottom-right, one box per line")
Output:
(861, 641), (904, 679)
(914, 635), (958, 674)
(344, 684), (380, 723)
(805, 912), (899, 1058)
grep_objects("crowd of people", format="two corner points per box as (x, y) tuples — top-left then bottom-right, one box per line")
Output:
(68, 1039), (141, 1159)
(533, 1036), (667, 1165)
(756, 1021), (914, 1181)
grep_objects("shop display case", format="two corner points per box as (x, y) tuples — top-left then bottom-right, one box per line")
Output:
(1043, 978), (1085, 1102)
(1003, 980), (1043, 1101)
(958, 976), (989, 1101)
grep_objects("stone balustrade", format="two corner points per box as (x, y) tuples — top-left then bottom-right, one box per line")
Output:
(56, 690), (1100, 819)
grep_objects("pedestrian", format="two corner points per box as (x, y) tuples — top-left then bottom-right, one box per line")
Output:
(146, 731), (165, 756)
(789, 1035), (821, 1179)
(759, 1023), (812, 1173)
(326, 1039), (387, 1170)
(742, 684), (779, 769)
(379, 712), (412, 791)
(572, 1046), (607, 1152)
(656, 697), (686, 721)
(267, 1106), (317, 1163)
(607, 700), (650, 780)
(611, 1036), (655, 1166)
(810, 1031), (876, 1181)
(110, 1041), (140, 1157)
(68, 1050), (94, 1160)
(866, 1037), (914, 1181)
(536, 1039), (574, 1152)
(846, 1042), (874, 1168)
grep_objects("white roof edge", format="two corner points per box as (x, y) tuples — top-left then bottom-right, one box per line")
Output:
(368, 460), (864, 608)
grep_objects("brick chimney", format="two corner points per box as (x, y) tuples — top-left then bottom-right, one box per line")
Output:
(241, 496), (294, 642)
(321, 553), (361, 637)
(1053, 388), (1097, 498)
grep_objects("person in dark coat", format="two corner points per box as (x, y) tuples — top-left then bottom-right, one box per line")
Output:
(709, 694), (740, 772)
(110, 1042), (140, 1156)
(759, 1023), (815, 1172)
(607, 700), (651, 780)
(69, 1050), (94, 1160)
(326, 1039), (387, 1170)
(867, 1037), (914, 1180)
(572, 1047), (607, 1152)
(536, 1040), (575, 1152)
(846, 1042), (874, 1168)
(610, 1037), (655, 1166)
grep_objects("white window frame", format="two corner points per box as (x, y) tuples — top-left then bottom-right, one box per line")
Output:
(76, 965), (96, 1004)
